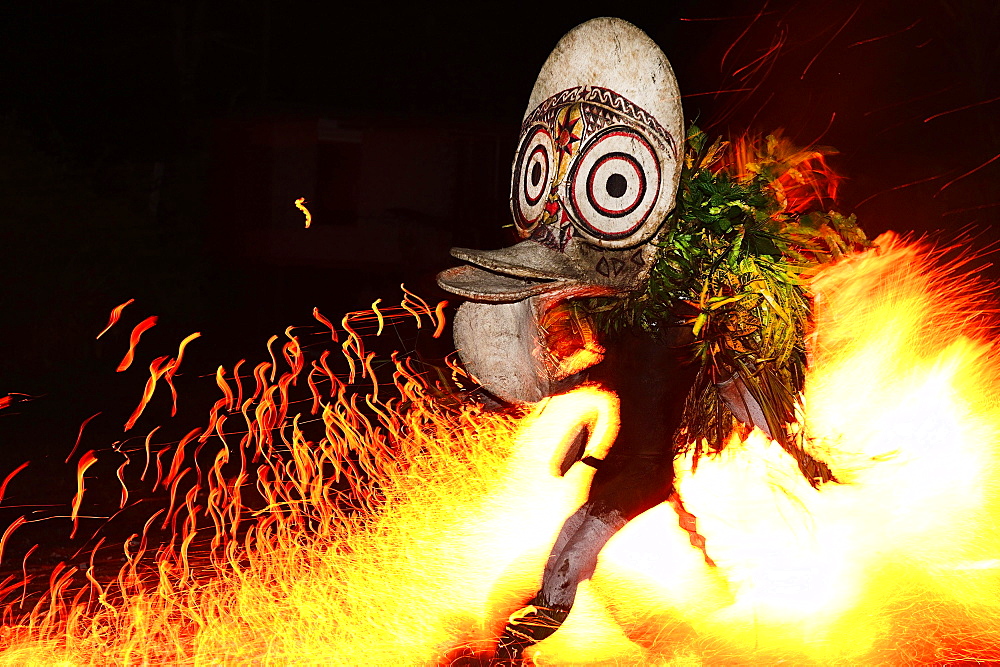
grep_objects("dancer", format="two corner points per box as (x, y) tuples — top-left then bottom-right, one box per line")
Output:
(437, 17), (864, 662)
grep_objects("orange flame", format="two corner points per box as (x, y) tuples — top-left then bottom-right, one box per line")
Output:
(0, 463), (29, 504)
(294, 197), (312, 228)
(0, 517), (28, 573)
(116, 315), (157, 372)
(729, 130), (841, 214)
(64, 411), (100, 463)
(69, 451), (98, 539)
(123, 355), (172, 431)
(96, 298), (135, 340)
(0, 249), (999, 663)
(312, 307), (339, 342)
(164, 332), (201, 416)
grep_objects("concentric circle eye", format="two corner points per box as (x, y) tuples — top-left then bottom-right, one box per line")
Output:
(568, 127), (661, 240)
(511, 126), (554, 233)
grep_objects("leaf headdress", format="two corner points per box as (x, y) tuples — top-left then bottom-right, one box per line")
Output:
(584, 126), (869, 482)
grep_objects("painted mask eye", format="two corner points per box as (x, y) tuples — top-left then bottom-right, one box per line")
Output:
(567, 127), (661, 241)
(511, 126), (554, 233)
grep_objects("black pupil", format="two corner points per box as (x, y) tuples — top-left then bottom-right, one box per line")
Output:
(530, 161), (542, 187)
(606, 173), (627, 198)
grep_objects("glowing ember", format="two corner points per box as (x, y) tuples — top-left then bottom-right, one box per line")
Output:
(0, 240), (998, 663)
(116, 316), (158, 373)
(294, 197), (312, 228)
(96, 299), (136, 340)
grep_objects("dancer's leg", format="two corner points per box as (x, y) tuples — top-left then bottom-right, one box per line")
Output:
(493, 330), (696, 662)
(493, 504), (625, 662)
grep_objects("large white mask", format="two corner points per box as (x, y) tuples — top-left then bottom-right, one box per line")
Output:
(437, 17), (684, 403)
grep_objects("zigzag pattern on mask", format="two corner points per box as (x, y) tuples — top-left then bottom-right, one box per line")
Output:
(522, 86), (676, 159)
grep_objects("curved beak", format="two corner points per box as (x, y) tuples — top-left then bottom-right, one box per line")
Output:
(437, 239), (646, 303)
(437, 242), (580, 302)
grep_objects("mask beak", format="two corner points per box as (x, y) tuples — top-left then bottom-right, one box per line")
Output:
(437, 240), (629, 303)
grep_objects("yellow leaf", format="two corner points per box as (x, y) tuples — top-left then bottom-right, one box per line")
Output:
(705, 294), (750, 310)
(692, 313), (709, 337)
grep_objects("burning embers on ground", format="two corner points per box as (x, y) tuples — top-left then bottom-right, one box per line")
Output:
(0, 235), (999, 664)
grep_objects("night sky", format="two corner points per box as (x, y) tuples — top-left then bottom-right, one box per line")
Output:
(0, 1), (998, 525)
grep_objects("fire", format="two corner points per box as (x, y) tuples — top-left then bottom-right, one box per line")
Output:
(96, 299), (135, 340)
(1, 237), (999, 663)
(727, 130), (842, 215)
(116, 316), (157, 373)
(581, 232), (1000, 663)
(294, 197), (312, 228)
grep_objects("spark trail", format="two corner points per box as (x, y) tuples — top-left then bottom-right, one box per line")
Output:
(0, 244), (998, 664)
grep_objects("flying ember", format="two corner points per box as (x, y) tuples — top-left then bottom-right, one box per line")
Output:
(0, 240), (998, 664)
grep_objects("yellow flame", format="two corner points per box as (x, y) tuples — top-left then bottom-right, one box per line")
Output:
(1, 235), (999, 664)
(294, 197), (312, 228)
